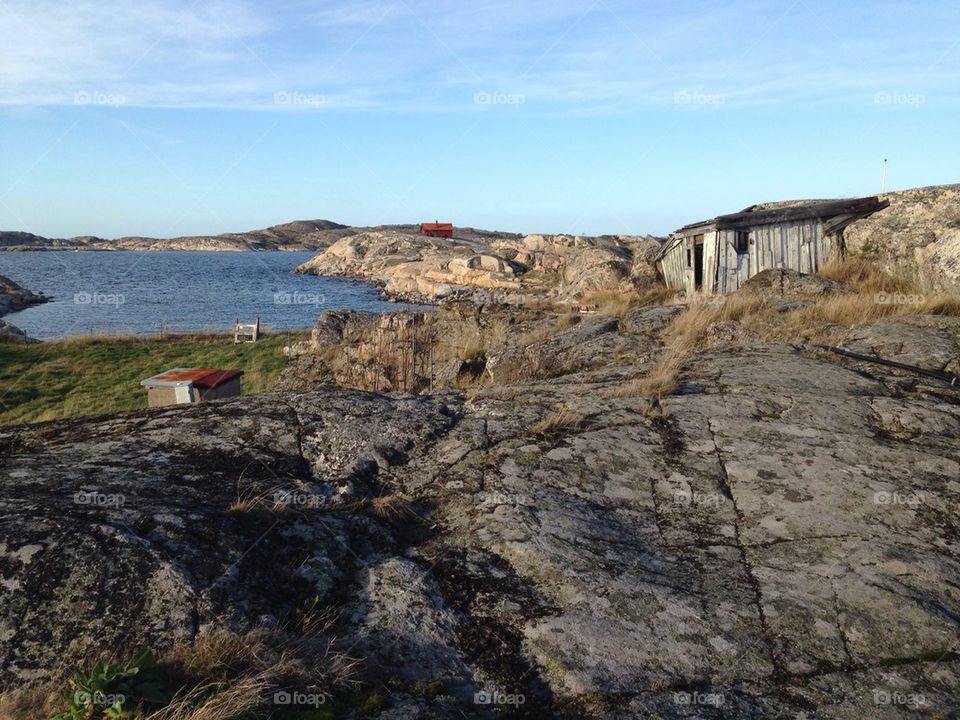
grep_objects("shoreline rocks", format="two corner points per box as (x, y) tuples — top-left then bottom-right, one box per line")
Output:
(0, 275), (48, 317)
(0, 275), (49, 342)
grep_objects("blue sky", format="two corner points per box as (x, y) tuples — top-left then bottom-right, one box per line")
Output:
(0, 0), (957, 238)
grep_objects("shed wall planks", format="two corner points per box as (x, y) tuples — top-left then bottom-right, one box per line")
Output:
(657, 218), (842, 295)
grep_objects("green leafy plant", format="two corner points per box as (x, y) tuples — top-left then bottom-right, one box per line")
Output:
(51, 649), (170, 720)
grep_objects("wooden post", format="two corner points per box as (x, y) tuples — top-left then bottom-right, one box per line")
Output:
(401, 322), (408, 393)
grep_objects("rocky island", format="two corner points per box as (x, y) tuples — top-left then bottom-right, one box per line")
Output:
(1, 187), (959, 719)
(0, 221), (519, 254)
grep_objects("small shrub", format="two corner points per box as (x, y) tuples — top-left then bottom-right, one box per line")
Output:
(52, 649), (170, 720)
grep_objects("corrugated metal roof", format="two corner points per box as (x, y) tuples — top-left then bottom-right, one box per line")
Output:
(142, 367), (243, 389)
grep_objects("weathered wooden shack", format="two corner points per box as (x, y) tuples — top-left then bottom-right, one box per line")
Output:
(655, 196), (889, 295)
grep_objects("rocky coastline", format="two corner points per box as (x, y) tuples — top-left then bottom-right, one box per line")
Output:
(2, 187), (960, 718)
(0, 275), (48, 342)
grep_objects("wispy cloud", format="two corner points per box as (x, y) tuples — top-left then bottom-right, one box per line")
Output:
(0, 0), (956, 112)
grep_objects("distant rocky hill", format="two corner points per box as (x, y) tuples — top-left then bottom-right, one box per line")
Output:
(0, 231), (88, 250)
(0, 220), (522, 253)
(0, 219), (351, 252)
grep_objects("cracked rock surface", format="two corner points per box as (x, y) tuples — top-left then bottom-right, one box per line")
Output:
(1, 309), (958, 718)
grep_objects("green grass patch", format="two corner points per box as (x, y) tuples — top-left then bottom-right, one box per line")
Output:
(0, 331), (307, 427)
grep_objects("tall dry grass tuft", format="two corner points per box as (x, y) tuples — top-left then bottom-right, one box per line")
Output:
(816, 254), (922, 295)
(530, 405), (587, 436)
(143, 674), (269, 720)
(369, 494), (409, 520)
(607, 360), (682, 400)
(662, 294), (768, 354)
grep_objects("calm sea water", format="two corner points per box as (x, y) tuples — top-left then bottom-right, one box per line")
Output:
(1, 251), (419, 340)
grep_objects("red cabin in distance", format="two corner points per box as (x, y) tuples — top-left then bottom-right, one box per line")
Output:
(419, 221), (454, 238)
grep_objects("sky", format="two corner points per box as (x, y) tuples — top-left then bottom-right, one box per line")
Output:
(0, 0), (957, 238)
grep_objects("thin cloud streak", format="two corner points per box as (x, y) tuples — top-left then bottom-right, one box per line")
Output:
(0, 0), (956, 114)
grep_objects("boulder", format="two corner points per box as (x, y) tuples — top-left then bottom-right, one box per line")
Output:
(0, 319), (37, 343)
(740, 268), (843, 297)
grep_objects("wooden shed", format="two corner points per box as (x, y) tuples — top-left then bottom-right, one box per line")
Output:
(655, 196), (889, 295)
(141, 368), (243, 408)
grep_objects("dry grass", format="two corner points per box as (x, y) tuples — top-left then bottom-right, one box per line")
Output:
(611, 257), (960, 400)
(6, 628), (362, 720)
(514, 298), (562, 313)
(143, 673), (269, 720)
(226, 496), (260, 513)
(554, 311), (582, 331)
(816, 254), (922, 294)
(530, 405), (587, 436)
(579, 284), (676, 318)
(607, 361), (682, 400)
(163, 631), (267, 682)
(491, 345), (577, 385)
(369, 494), (409, 520)
(0, 686), (57, 720)
(516, 312), (581, 344)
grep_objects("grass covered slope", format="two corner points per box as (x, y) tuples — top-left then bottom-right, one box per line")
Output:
(0, 332), (305, 426)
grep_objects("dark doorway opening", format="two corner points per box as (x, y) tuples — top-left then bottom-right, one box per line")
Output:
(694, 240), (704, 290)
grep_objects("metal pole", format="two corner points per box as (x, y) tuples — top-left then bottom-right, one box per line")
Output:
(881, 158), (888, 193)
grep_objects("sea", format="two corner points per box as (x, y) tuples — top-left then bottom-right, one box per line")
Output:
(0, 250), (419, 340)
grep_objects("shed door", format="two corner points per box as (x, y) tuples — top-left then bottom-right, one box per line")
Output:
(693, 235), (704, 290)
